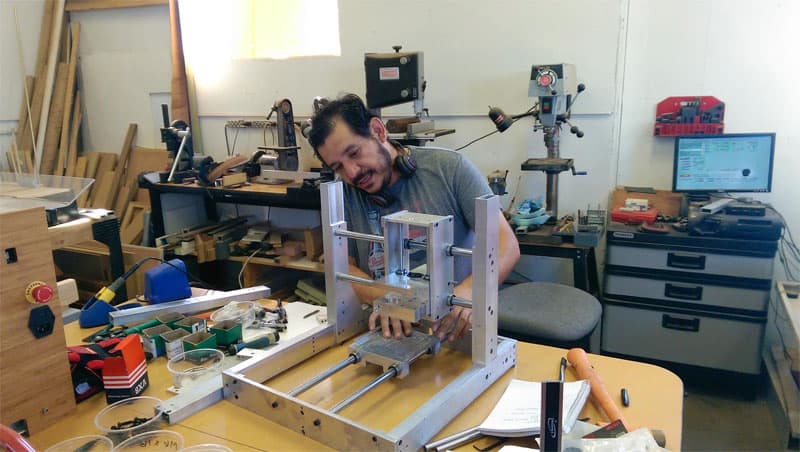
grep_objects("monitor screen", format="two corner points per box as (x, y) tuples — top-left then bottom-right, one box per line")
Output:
(672, 133), (776, 193)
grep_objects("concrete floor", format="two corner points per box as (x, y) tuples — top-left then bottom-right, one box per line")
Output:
(681, 373), (792, 451)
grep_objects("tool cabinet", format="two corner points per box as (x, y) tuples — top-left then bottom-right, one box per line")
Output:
(601, 223), (777, 377)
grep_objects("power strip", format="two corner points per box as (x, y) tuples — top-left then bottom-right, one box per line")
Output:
(225, 120), (273, 129)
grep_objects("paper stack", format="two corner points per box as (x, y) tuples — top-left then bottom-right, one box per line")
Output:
(479, 379), (591, 437)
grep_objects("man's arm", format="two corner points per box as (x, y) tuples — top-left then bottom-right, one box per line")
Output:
(434, 210), (520, 341)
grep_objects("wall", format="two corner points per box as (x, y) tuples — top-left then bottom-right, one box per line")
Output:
(2, 1), (798, 282)
(0, 1), (46, 156)
(618, 0), (800, 358)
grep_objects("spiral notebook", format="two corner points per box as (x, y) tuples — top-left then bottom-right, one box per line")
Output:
(479, 379), (591, 437)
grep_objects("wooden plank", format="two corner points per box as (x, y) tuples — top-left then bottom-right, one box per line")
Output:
(108, 124), (138, 209)
(83, 151), (100, 178)
(74, 155), (87, 178)
(90, 170), (115, 209)
(64, 90), (82, 176)
(77, 153), (98, 207)
(18, 1), (55, 153)
(169, 0), (190, 124)
(304, 226), (323, 262)
(65, 0), (167, 11)
(32, 0), (65, 175)
(1, 207), (76, 434)
(40, 62), (68, 175)
(6, 151), (17, 174)
(126, 147), (171, 202)
(113, 180), (138, 224)
(15, 75), (35, 151)
(56, 22), (80, 177)
(121, 205), (147, 244)
(88, 152), (117, 205)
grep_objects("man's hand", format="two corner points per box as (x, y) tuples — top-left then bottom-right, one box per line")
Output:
(432, 305), (473, 342)
(368, 311), (413, 339)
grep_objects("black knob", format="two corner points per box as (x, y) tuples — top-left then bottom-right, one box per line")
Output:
(570, 126), (579, 134)
(577, 130), (585, 138)
(577, 83), (586, 93)
(392, 45), (402, 53)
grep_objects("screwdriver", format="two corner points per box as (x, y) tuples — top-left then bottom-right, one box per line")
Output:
(228, 332), (280, 354)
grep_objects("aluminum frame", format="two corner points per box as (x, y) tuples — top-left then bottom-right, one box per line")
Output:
(224, 182), (516, 450)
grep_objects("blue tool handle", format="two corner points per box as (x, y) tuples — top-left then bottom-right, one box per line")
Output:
(229, 332), (280, 354)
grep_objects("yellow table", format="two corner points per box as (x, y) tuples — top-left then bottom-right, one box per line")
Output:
(29, 323), (683, 451)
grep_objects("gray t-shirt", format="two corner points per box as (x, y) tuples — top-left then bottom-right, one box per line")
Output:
(343, 146), (492, 282)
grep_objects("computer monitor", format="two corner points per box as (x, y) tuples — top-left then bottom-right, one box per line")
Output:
(672, 133), (776, 194)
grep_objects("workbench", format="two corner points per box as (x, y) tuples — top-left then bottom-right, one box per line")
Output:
(516, 226), (601, 296)
(27, 321), (685, 451)
(139, 173), (320, 238)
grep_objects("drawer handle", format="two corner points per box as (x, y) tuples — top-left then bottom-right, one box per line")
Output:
(666, 252), (706, 270)
(664, 283), (703, 301)
(661, 314), (700, 332)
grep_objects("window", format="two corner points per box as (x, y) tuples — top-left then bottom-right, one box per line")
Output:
(179, 0), (340, 83)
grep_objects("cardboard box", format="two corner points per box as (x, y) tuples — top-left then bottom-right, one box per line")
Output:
(103, 334), (149, 403)
(161, 328), (190, 360)
(182, 331), (216, 351)
(175, 316), (207, 334)
(211, 320), (242, 346)
(142, 324), (173, 358)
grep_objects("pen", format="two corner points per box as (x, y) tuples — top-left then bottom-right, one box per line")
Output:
(303, 309), (320, 319)
(559, 357), (567, 382)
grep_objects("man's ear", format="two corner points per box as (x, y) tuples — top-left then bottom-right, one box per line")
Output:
(369, 117), (388, 142)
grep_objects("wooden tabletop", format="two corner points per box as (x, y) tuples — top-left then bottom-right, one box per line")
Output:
(28, 323), (684, 451)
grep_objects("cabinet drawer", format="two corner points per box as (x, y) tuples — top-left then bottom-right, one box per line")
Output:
(604, 273), (769, 314)
(601, 302), (765, 374)
(606, 244), (774, 279)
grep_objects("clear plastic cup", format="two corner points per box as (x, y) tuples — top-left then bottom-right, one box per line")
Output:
(166, 348), (224, 389)
(209, 301), (257, 325)
(94, 396), (164, 445)
(44, 435), (114, 452)
(112, 430), (183, 451)
(181, 444), (234, 452)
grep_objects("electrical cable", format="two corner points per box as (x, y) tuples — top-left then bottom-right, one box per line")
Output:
(455, 129), (499, 151)
(454, 104), (538, 151)
(238, 246), (262, 289)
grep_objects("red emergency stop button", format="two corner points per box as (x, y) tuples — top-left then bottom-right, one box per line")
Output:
(26, 281), (54, 304)
(539, 74), (552, 86)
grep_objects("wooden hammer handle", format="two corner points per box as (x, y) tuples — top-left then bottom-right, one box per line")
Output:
(566, 348), (629, 430)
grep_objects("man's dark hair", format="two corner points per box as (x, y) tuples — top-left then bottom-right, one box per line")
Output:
(308, 93), (378, 163)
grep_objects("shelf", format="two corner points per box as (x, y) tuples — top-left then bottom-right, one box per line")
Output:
(228, 255), (324, 273)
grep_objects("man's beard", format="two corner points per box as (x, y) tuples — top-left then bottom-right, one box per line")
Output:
(353, 138), (394, 193)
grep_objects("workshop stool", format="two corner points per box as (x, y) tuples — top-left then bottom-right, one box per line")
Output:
(498, 282), (602, 349)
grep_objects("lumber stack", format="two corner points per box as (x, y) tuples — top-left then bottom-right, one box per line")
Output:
(10, 3), (175, 245)
(12, 1), (81, 177)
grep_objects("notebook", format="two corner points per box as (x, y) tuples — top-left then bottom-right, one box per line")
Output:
(479, 379), (591, 437)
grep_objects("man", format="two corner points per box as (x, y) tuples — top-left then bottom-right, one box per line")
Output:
(308, 94), (520, 341)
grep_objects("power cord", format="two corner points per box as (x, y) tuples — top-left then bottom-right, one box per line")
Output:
(455, 104), (539, 151)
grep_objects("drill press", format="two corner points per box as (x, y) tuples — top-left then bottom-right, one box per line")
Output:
(489, 64), (587, 219)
